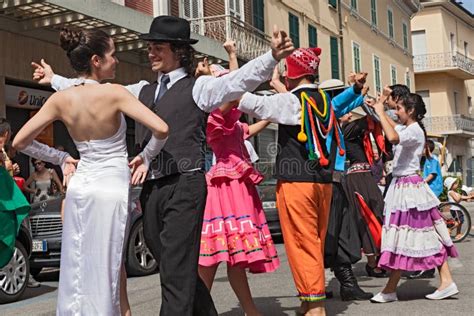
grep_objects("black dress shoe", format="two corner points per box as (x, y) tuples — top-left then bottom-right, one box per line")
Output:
(407, 269), (436, 279)
(365, 264), (388, 278)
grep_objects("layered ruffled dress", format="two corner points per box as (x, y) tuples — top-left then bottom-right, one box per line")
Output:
(199, 109), (279, 273)
(378, 123), (458, 271)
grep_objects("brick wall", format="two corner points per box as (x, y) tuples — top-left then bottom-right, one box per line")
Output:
(203, 0), (225, 16)
(170, 0), (179, 17)
(125, 0), (153, 16)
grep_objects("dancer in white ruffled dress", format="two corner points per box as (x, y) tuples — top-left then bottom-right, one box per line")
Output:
(13, 29), (168, 315)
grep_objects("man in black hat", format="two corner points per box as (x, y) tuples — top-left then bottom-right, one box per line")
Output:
(34, 15), (294, 315)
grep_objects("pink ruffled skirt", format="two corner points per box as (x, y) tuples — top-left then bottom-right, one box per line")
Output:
(379, 175), (458, 271)
(199, 177), (279, 273)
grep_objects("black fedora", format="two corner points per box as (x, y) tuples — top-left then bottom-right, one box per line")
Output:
(139, 15), (198, 44)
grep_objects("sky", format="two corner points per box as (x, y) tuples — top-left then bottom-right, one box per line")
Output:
(458, 0), (474, 14)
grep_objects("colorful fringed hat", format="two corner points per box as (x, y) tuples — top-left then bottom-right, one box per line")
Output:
(285, 47), (322, 79)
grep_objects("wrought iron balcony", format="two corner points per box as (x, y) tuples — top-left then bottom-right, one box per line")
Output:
(424, 115), (474, 136)
(188, 15), (271, 61)
(413, 52), (474, 78)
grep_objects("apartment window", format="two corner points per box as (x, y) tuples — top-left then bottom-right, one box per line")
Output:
(229, 0), (244, 21)
(289, 13), (300, 48)
(373, 55), (381, 93)
(454, 91), (459, 113)
(180, 0), (202, 19)
(405, 72), (411, 90)
(308, 25), (317, 48)
(370, 0), (377, 26)
(252, 0), (264, 32)
(468, 96), (472, 116)
(412, 30), (426, 55)
(388, 8), (394, 39)
(390, 65), (397, 85)
(329, 0), (337, 9)
(330, 37), (339, 79)
(417, 90), (431, 117)
(351, 0), (357, 11)
(450, 33), (456, 54)
(352, 42), (361, 73)
(402, 22), (408, 50)
(464, 41), (468, 57)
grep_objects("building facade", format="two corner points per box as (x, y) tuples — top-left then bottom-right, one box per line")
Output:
(411, 0), (474, 184)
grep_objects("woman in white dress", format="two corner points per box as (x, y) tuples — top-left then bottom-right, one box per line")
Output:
(13, 29), (168, 315)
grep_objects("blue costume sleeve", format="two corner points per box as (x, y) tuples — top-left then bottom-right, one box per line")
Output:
(332, 86), (362, 118)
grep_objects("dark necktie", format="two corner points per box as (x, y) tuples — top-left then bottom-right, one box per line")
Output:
(155, 74), (170, 104)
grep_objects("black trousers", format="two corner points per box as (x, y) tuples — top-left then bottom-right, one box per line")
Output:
(324, 182), (362, 268)
(140, 171), (217, 316)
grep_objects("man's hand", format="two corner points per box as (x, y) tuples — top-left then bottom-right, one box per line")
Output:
(223, 40), (237, 56)
(361, 85), (369, 96)
(353, 72), (367, 90)
(271, 25), (294, 61)
(129, 155), (148, 185)
(12, 163), (20, 176)
(62, 156), (79, 187)
(31, 59), (55, 85)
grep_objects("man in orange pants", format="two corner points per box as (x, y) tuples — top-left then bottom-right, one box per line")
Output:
(238, 47), (367, 315)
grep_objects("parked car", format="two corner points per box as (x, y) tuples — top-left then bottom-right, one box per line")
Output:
(0, 217), (32, 304)
(257, 178), (282, 241)
(28, 186), (157, 277)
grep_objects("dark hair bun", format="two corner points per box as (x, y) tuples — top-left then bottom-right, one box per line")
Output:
(59, 29), (84, 53)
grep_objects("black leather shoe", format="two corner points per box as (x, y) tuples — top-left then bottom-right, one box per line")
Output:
(407, 269), (436, 279)
(365, 264), (388, 278)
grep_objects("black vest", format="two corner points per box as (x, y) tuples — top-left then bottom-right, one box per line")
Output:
(275, 88), (337, 183)
(138, 76), (208, 179)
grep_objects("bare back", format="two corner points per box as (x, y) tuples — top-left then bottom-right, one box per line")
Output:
(54, 84), (123, 142)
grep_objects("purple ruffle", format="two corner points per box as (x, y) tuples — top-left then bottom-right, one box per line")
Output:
(379, 245), (459, 271)
(394, 174), (423, 185)
(387, 207), (442, 229)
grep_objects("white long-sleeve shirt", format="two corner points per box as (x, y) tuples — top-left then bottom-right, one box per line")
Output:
(51, 51), (278, 114)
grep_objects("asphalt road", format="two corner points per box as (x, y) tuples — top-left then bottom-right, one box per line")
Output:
(2, 205), (474, 316)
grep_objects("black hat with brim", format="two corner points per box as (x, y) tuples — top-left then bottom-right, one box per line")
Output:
(139, 15), (198, 44)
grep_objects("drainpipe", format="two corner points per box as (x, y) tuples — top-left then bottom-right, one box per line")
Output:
(337, 0), (345, 78)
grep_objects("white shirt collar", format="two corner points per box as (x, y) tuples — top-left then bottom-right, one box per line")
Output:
(290, 83), (319, 93)
(157, 67), (187, 88)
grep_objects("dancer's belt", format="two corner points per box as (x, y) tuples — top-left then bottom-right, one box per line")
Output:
(347, 162), (371, 174)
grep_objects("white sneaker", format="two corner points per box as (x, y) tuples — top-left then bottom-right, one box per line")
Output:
(425, 283), (459, 300)
(370, 292), (398, 303)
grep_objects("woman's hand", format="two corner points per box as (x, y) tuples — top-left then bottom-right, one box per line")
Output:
(62, 156), (79, 187)
(12, 163), (20, 176)
(223, 39), (237, 57)
(129, 156), (148, 185)
(366, 97), (384, 114)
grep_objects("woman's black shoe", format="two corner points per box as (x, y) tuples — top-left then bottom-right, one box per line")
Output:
(365, 264), (388, 278)
(407, 269), (436, 279)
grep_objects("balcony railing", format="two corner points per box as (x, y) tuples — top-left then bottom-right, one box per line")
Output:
(424, 115), (474, 135)
(413, 52), (474, 76)
(188, 15), (271, 61)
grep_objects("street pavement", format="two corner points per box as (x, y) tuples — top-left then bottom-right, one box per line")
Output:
(2, 204), (474, 316)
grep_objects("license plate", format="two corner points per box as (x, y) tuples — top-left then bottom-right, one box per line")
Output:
(32, 240), (48, 252)
(262, 201), (276, 209)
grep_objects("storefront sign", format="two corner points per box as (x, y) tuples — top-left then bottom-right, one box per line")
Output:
(5, 84), (52, 109)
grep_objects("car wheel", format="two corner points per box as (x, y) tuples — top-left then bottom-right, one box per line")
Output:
(126, 219), (158, 276)
(30, 268), (42, 278)
(0, 241), (30, 304)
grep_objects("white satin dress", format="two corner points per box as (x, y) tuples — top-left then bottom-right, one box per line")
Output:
(57, 114), (130, 315)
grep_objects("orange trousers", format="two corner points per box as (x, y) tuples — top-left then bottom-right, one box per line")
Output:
(276, 180), (332, 302)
